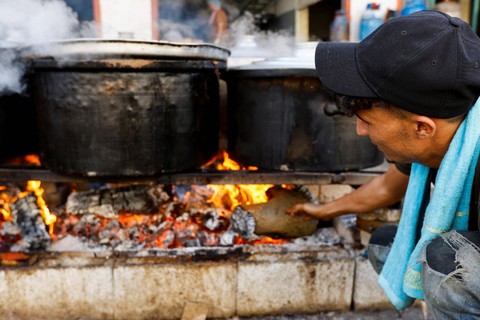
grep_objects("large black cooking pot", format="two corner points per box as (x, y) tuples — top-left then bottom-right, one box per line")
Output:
(22, 40), (229, 178)
(226, 59), (384, 172)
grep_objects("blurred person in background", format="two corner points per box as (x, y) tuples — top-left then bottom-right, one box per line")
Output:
(208, 0), (228, 45)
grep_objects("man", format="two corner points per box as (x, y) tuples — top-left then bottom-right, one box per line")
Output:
(208, 0), (228, 45)
(288, 11), (480, 319)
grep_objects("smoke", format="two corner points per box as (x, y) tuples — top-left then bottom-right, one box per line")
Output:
(0, 0), (82, 95)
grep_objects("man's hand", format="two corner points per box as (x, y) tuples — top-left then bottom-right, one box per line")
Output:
(286, 203), (333, 221)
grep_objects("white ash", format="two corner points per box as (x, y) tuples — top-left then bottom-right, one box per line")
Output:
(0, 221), (21, 237)
(292, 227), (342, 246)
(49, 234), (91, 252)
(219, 228), (238, 246)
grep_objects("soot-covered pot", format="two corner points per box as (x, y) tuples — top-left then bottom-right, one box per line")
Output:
(226, 56), (384, 172)
(21, 39), (229, 178)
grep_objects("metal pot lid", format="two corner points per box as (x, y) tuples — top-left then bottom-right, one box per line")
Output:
(19, 38), (230, 61)
(229, 56), (315, 71)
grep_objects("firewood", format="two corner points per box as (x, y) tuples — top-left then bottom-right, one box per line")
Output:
(10, 193), (51, 251)
(231, 187), (318, 238)
(66, 184), (170, 216)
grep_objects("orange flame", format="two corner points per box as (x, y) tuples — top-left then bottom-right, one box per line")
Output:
(207, 151), (273, 211)
(0, 190), (11, 221)
(24, 155), (41, 166)
(235, 236), (288, 245)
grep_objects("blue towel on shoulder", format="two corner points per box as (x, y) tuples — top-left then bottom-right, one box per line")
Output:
(378, 98), (480, 310)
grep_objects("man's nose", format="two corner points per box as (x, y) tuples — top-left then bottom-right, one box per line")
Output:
(356, 118), (369, 136)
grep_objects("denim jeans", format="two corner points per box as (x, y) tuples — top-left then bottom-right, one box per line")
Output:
(368, 226), (480, 319)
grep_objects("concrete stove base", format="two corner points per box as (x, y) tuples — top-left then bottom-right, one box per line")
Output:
(0, 244), (381, 319)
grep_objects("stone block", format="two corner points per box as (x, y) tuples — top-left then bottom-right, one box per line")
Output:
(237, 255), (355, 316)
(304, 185), (320, 201)
(113, 262), (237, 319)
(0, 266), (115, 320)
(318, 184), (354, 204)
(353, 255), (394, 311)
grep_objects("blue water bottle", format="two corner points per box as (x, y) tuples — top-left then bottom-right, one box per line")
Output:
(359, 3), (384, 41)
(330, 10), (349, 41)
(401, 0), (427, 15)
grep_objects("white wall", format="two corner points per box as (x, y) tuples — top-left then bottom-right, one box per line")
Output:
(348, 0), (400, 42)
(99, 0), (153, 39)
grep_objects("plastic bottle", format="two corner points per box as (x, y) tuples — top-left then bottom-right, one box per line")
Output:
(330, 10), (349, 42)
(401, 0), (427, 16)
(359, 3), (384, 41)
(435, 0), (461, 18)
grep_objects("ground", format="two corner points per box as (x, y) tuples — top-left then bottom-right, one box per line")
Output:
(236, 307), (426, 320)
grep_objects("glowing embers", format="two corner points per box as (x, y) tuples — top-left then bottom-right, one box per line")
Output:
(0, 152), (296, 253)
(55, 183), (290, 250)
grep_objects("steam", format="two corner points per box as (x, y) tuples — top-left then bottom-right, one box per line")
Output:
(0, 0), (299, 94)
(157, 0), (210, 42)
(0, 0), (82, 95)
(228, 12), (295, 59)
(0, 49), (25, 94)
(0, 0), (80, 44)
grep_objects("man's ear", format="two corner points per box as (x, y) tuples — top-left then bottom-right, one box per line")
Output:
(413, 116), (436, 138)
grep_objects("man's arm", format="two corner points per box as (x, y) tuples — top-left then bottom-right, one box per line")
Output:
(287, 165), (409, 220)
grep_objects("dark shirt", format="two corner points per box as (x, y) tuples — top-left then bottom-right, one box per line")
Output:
(395, 162), (480, 231)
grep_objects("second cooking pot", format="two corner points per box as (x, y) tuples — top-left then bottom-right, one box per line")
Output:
(226, 58), (384, 172)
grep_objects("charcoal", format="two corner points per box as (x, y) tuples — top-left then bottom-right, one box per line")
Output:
(0, 221), (22, 251)
(10, 193), (51, 251)
(154, 230), (175, 248)
(197, 230), (219, 246)
(147, 185), (171, 206)
(203, 209), (223, 231)
(183, 238), (202, 247)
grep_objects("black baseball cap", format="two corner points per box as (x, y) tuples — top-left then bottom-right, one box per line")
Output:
(315, 11), (480, 118)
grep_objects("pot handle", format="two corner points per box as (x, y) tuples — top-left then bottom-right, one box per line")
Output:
(323, 101), (344, 116)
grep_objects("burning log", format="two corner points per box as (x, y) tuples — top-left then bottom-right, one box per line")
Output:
(66, 184), (170, 217)
(10, 193), (51, 251)
(230, 186), (319, 239)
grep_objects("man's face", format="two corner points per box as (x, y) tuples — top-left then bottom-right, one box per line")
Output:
(355, 107), (419, 164)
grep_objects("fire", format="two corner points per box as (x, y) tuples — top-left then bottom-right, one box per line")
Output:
(0, 151), (293, 252)
(236, 236), (288, 246)
(24, 154), (41, 166)
(0, 190), (11, 221)
(207, 151), (273, 210)
(0, 156), (56, 235)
